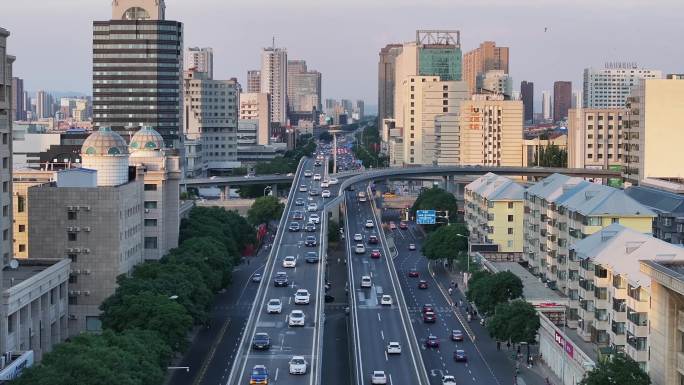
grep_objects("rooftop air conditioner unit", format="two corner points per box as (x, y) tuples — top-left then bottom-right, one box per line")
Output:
(68, 291), (76, 296)
(74, 248), (81, 253)
(67, 206), (74, 211)
(83, 291), (91, 296)
(68, 314), (77, 320)
(84, 269), (91, 275)
(83, 248), (90, 254)
(83, 227), (91, 232)
(145, 209), (150, 213)
(67, 227), (74, 232)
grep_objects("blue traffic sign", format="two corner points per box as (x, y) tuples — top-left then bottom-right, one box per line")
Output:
(416, 210), (436, 225)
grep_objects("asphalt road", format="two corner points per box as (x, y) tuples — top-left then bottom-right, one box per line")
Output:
(344, 187), (428, 385)
(226, 158), (331, 385)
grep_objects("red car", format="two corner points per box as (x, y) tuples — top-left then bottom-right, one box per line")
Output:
(423, 311), (436, 323)
(399, 221), (408, 229)
(408, 269), (419, 278)
(451, 330), (464, 342)
(370, 249), (381, 259)
(418, 280), (428, 289)
(425, 335), (440, 348)
(368, 235), (379, 244)
(422, 304), (434, 314)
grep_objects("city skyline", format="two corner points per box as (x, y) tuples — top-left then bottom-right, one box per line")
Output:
(4, 0), (683, 110)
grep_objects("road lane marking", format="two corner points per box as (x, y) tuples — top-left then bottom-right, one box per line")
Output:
(377, 313), (381, 322)
(381, 330), (384, 340)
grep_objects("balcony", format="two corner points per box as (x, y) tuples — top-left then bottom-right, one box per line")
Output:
(678, 352), (684, 374)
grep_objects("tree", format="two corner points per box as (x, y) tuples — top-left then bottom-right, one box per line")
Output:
(248, 196), (284, 227)
(579, 353), (650, 385)
(487, 300), (540, 344)
(411, 187), (459, 228)
(422, 224), (468, 262)
(328, 219), (340, 244)
(533, 144), (567, 167)
(319, 131), (333, 142)
(466, 271), (523, 315)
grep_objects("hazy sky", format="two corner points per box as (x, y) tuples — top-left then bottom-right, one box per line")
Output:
(3, 0), (683, 110)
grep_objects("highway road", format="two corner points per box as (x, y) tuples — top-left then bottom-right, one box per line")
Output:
(344, 186), (429, 385)
(226, 158), (333, 385)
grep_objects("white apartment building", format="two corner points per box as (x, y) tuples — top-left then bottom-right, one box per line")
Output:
(583, 64), (661, 109)
(261, 47), (288, 125)
(239, 92), (270, 146)
(185, 47), (214, 80)
(183, 70), (239, 171)
(477, 70), (513, 97)
(570, 224), (684, 373)
(523, 174), (655, 321)
(542, 91), (551, 120)
(567, 108), (628, 169)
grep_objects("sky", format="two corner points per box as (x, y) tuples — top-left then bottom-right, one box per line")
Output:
(3, 0), (684, 111)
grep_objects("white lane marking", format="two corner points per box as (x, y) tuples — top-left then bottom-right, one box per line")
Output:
(381, 330), (384, 340)
(377, 313), (381, 322)
(389, 374), (393, 384)
(275, 368), (279, 382)
(385, 351), (389, 361)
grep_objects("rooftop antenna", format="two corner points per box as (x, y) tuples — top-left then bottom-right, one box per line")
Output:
(272, 36), (275, 49)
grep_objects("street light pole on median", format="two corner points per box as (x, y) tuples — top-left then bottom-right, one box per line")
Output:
(455, 233), (471, 286)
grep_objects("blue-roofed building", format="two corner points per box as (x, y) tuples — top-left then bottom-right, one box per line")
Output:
(626, 185), (684, 245)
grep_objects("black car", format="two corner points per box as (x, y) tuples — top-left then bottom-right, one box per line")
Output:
(273, 272), (289, 287)
(288, 222), (301, 232)
(305, 236), (317, 247)
(293, 211), (304, 220)
(252, 333), (271, 350)
(305, 252), (320, 263)
(305, 223), (316, 232)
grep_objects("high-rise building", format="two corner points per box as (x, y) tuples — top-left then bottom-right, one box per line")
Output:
(0, 27), (14, 267)
(11, 77), (23, 121)
(239, 92), (270, 145)
(260, 47), (288, 125)
(583, 63), (662, 109)
(93, 0), (183, 147)
(183, 70), (239, 170)
(571, 91), (582, 110)
(36, 90), (53, 119)
(553, 81), (571, 122)
(287, 59), (322, 113)
(354, 100), (364, 120)
(520, 81), (534, 122)
(185, 47), (213, 79)
(247, 70), (261, 93)
(476, 70), (512, 97)
(542, 90), (551, 120)
(462, 41), (510, 94)
(22, 91), (30, 120)
(567, 108), (627, 170)
(377, 43), (403, 125)
(623, 78), (684, 185)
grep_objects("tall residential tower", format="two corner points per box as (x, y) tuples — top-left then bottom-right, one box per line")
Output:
(185, 47), (214, 79)
(462, 41), (509, 95)
(260, 47), (288, 125)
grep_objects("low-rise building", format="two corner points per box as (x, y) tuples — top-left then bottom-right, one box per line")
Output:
(567, 108), (627, 170)
(625, 185), (684, 245)
(465, 173), (525, 253)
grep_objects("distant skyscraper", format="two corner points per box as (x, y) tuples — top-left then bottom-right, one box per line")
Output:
(22, 91), (30, 120)
(185, 47), (213, 79)
(93, 0), (183, 146)
(35, 90), (52, 119)
(247, 70), (261, 93)
(476, 70), (512, 97)
(11, 77), (24, 121)
(571, 91), (582, 109)
(260, 47), (288, 125)
(553, 81), (572, 122)
(542, 91), (551, 120)
(355, 100), (365, 120)
(583, 64), (662, 109)
(377, 43), (403, 125)
(520, 81), (534, 122)
(287, 59), (322, 113)
(463, 41), (510, 94)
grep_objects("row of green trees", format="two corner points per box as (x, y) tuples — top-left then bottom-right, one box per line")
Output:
(533, 143), (567, 168)
(352, 124), (388, 168)
(14, 207), (254, 385)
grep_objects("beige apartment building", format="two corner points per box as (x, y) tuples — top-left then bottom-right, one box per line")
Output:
(462, 41), (509, 95)
(239, 92), (270, 146)
(623, 78), (684, 185)
(523, 174), (655, 313)
(465, 173), (525, 253)
(567, 108), (627, 169)
(12, 170), (54, 259)
(460, 95), (523, 167)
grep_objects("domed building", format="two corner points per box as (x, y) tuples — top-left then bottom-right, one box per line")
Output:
(81, 127), (130, 186)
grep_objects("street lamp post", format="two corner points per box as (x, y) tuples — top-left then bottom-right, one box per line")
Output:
(455, 233), (472, 286)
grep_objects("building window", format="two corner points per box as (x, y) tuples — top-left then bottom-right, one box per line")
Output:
(144, 219), (158, 227)
(86, 316), (102, 332)
(508, 215), (514, 222)
(507, 240), (514, 248)
(508, 228), (514, 235)
(2, 157), (7, 169)
(2, 229), (7, 241)
(2, 205), (7, 217)
(68, 211), (77, 220)
(2, 182), (6, 193)
(144, 237), (158, 249)
(17, 196), (25, 213)
(68, 296), (77, 305)
(68, 232), (77, 242)
(67, 253), (77, 262)
(18, 244), (25, 252)
(18, 225), (25, 232)
(144, 184), (158, 191)
(144, 201), (158, 209)
(612, 218), (619, 224)
(69, 274), (77, 284)
(508, 202), (514, 209)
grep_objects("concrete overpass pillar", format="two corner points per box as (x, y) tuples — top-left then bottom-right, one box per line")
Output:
(272, 184), (278, 197)
(442, 176), (448, 190)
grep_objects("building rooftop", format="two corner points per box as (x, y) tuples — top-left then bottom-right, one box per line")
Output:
(526, 173), (584, 202)
(466, 173), (525, 201)
(2, 259), (63, 289)
(626, 185), (684, 215)
(571, 223), (684, 287)
(556, 181), (655, 217)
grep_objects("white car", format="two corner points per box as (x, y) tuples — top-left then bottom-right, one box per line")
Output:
(313, 173), (321, 181)
(299, 185), (308, 192)
(294, 289), (311, 305)
(267, 298), (282, 314)
(365, 220), (375, 229)
(321, 181), (330, 188)
(355, 244), (366, 254)
(380, 295), (392, 306)
(442, 375), (457, 385)
(282, 256), (297, 268)
(386, 341), (402, 354)
(289, 356), (308, 375)
(309, 214), (320, 224)
(371, 371), (387, 384)
(361, 275), (372, 288)
(307, 203), (318, 212)
(321, 190), (331, 198)
(304, 170), (313, 177)
(353, 233), (363, 241)
(329, 178), (339, 185)
(288, 310), (305, 326)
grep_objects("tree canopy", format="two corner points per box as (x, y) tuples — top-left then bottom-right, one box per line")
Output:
(579, 353), (650, 385)
(533, 144), (567, 168)
(466, 270), (524, 315)
(411, 187), (459, 227)
(487, 300), (540, 344)
(248, 196), (284, 227)
(422, 224), (468, 261)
